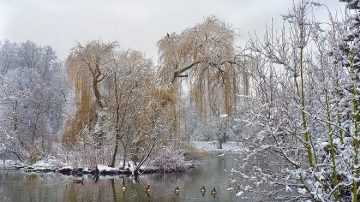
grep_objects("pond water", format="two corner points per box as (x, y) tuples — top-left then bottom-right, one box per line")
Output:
(0, 153), (264, 202)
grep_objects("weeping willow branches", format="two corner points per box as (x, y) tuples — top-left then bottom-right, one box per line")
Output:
(157, 16), (246, 119)
(63, 41), (117, 144)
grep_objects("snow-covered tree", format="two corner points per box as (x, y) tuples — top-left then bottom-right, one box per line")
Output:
(0, 40), (67, 163)
(63, 41), (179, 173)
(231, 1), (360, 200)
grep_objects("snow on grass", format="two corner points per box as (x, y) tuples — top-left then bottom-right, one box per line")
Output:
(191, 141), (245, 152)
(236, 191), (244, 197)
(33, 160), (49, 167)
(33, 156), (63, 168)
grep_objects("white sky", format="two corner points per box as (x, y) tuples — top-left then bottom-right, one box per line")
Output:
(0, 0), (346, 61)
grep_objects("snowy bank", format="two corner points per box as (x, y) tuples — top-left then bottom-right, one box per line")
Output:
(0, 145), (196, 176)
(0, 158), (193, 177)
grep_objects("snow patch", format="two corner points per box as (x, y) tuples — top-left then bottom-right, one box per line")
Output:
(97, 165), (119, 172)
(0, 159), (25, 169)
(60, 166), (74, 170)
(231, 168), (240, 173)
(220, 114), (228, 118)
(244, 185), (252, 191)
(0, 143), (5, 152)
(127, 161), (136, 174)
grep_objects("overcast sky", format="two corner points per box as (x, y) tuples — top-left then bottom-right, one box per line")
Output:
(0, 0), (346, 61)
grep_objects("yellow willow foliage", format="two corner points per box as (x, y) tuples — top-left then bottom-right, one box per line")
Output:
(150, 87), (179, 134)
(157, 16), (239, 120)
(62, 76), (95, 145)
(63, 41), (116, 144)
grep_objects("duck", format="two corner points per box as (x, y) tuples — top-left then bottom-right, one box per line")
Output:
(174, 187), (180, 195)
(211, 188), (217, 198)
(73, 177), (84, 184)
(201, 186), (206, 196)
(145, 185), (151, 193)
(235, 185), (241, 193)
(122, 186), (127, 192)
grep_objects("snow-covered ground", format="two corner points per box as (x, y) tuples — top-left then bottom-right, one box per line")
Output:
(32, 156), (65, 168)
(191, 141), (245, 153)
(0, 159), (26, 169)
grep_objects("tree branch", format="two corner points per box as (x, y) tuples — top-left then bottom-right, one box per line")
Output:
(172, 61), (201, 83)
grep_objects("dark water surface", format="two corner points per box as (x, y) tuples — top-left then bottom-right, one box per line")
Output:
(0, 154), (255, 202)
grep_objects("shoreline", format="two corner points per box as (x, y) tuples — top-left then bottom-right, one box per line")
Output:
(0, 141), (243, 177)
(1, 163), (195, 177)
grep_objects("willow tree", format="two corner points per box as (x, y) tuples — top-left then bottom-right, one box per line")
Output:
(63, 41), (116, 144)
(157, 16), (245, 142)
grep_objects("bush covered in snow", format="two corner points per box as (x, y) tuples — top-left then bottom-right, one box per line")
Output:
(151, 144), (193, 172)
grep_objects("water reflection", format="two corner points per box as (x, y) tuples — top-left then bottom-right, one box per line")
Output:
(0, 154), (248, 202)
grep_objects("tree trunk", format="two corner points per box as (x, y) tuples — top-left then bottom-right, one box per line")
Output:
(121, 139), (127, 168)
(133, 168), (140, 180)
(13, 100), (18, 131)
(300, 45), (313, 168)
(324, 90), (339, 200)
(132, 135), (158, 178)
(110, 73), (120, 167)
(93, 77), (103, 108)
(110, 140), (119, 167)
(217, 137), (223, 149)
(350, 52), (359, 202)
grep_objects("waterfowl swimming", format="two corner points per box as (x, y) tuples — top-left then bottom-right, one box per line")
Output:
(201, 186), (206, 196)
(174, 187), (180, 195)
(122, 186), (127, 192)
(211, 188), (217, 198)
(235, 185), (241, 193)
(145, 185), (151, 193)
(73, 177), (84, 184)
